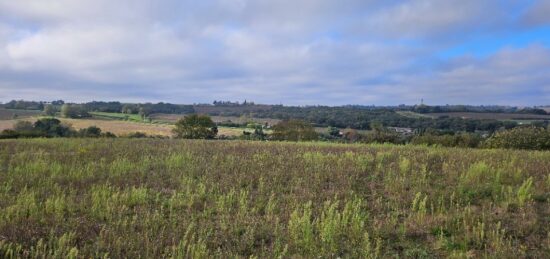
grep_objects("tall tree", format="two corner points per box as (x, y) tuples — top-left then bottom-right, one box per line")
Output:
(173, 114), (218, 139)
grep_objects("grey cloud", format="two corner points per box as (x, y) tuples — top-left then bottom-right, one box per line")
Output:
(356, 0), (519, 40)
(0, 0), (548, 105)
(522, 0), (550, 26)
(382, 45), (550, 105)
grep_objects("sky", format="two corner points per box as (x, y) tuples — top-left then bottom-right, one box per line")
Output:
(0, 0), (549, 106)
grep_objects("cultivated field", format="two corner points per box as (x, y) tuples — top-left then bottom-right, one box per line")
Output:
(0, 139), (549, 257)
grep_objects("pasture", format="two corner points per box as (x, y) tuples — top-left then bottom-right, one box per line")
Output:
(0, 139), (549, 257)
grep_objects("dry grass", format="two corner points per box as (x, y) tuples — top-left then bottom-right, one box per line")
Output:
(0, 120), (18, 132)
(60, 118), (174, 136)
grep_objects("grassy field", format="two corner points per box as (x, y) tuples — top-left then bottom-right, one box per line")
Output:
(0, 139), (549, 258)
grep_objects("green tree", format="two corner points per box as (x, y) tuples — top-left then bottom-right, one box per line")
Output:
(61, 104), (89, 118)
(271, 119), (318, 141)
(173, 114), (218, 139)
(43, 104), (56, 116)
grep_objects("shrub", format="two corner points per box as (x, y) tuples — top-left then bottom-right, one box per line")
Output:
(484, 127), (550, 150)
(33, 118), (74, 137)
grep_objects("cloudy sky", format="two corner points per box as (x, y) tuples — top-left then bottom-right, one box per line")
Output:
(1, 0), (549, 105)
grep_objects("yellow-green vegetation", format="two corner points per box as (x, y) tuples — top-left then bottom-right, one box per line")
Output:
(89, 112), (145, 122)
(0, 139), (549, 258)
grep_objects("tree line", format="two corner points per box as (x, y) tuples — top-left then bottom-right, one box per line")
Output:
(410, 104), (548, 114)
(2, 100), (195, 118)
(251, 106), (519, 132)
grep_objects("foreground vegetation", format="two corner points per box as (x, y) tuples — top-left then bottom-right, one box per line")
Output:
(0, 139), (549, 258)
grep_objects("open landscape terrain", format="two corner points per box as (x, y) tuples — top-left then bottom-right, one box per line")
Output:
(0, 139), (549, 258)
(2, 1), (550, 257)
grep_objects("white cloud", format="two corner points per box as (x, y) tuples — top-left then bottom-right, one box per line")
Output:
(0, 0), (548, 105)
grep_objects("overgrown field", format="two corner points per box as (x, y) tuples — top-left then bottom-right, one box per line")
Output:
(0, 139), (549, 258)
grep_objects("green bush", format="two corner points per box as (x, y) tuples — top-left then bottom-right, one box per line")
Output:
(484, 127), (550, 150)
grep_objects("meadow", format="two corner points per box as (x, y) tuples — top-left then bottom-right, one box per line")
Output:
(0, 139), (549, 258)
